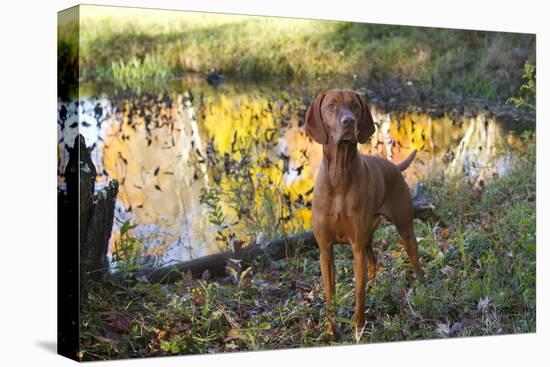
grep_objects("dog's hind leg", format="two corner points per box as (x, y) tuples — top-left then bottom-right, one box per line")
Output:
(401, 236), (424, 279)
(383, 185), (425, 279)
(392, 217), (424, 279)
(366, 214), (383, 281)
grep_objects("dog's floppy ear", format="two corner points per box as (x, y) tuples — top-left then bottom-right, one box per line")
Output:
(356, 92), (376, 144)
(304, 92), (328, 144)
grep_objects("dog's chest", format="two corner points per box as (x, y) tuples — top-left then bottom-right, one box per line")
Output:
(313, 183), (367, 219)
(311, 163), (374, 240)
(313, 191), (366, 243)
(327, 194), (356, 216)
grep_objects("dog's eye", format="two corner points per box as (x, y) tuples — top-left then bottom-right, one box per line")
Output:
(350, 102), (359, 110)
(326, 104), (335, 111)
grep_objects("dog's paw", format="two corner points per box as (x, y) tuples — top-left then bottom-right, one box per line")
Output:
(321, 320), (336, 343)
(352, 315), (368, 343)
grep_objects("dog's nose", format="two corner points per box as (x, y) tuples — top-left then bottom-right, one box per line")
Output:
(341, 116), (355, 125)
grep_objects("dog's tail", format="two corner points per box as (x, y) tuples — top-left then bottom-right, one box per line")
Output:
(397, 150), (417, 171)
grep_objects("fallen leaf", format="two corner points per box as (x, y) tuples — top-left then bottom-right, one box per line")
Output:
(390, 251), (402, 259)
(227, 258), (242, 265)
(181, 270), (193, 284)
(193, 292), (205, 306)
(478, 297), (490, 311)
(226, 258), (242, 274)
(224, 342), (238, 352)
(440, 265), (456, 278)
(239, 277), (251, 287)
(435, 322), (450, 337)
(450, 319), (468, 334)
(225, 328), (246, 341)
(111, 314), (131, 333)
(155, 329), (167, 341)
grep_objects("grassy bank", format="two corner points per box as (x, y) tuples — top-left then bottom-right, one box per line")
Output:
(58, 6), (535, 102)
(79, 131), (535, 361)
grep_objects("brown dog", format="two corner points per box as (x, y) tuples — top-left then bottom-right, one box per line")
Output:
(304, 89), (424, 335)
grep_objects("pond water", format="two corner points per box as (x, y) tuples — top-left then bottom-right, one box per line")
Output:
(57, 76), (533, 267)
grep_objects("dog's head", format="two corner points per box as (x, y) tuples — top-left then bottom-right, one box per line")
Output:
(304, 89), (375, 145)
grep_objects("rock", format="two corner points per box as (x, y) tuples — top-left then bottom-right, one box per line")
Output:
(206, 72), (224, 87)
(412, 182), (436, 221)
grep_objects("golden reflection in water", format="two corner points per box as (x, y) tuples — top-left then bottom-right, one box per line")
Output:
(201, 94), (310, 240)
(102, 95), (212, 261)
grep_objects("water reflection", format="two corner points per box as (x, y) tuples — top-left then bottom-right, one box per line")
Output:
(57, 84), (528, 266)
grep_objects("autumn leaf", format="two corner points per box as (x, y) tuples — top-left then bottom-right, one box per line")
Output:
(435, 322), (450, 337)
(155, 329), (167, 341)
(226, 258), (242, 276)
(225, 328), (246, 341)
(181, 269), (193, 284)
(224, 342), (238, 352)
(111, 314), (131, 333)
(193, 290), (205, 306)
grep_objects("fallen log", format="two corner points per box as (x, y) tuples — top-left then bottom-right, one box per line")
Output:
(130, 231), (318, 283)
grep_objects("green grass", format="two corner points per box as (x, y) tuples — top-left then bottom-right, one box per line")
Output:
(110, 54), (172, 93)
(79, 131), (535, 361)
(58, 6), (535, 102)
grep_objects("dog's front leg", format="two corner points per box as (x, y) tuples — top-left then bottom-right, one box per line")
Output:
(319, 243), (336, 334)
(352, 243), (368, 330)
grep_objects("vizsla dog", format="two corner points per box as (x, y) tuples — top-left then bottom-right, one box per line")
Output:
(304, 89), (424, 335)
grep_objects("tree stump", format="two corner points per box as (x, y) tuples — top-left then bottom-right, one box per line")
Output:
(59, 134), (119, 295)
